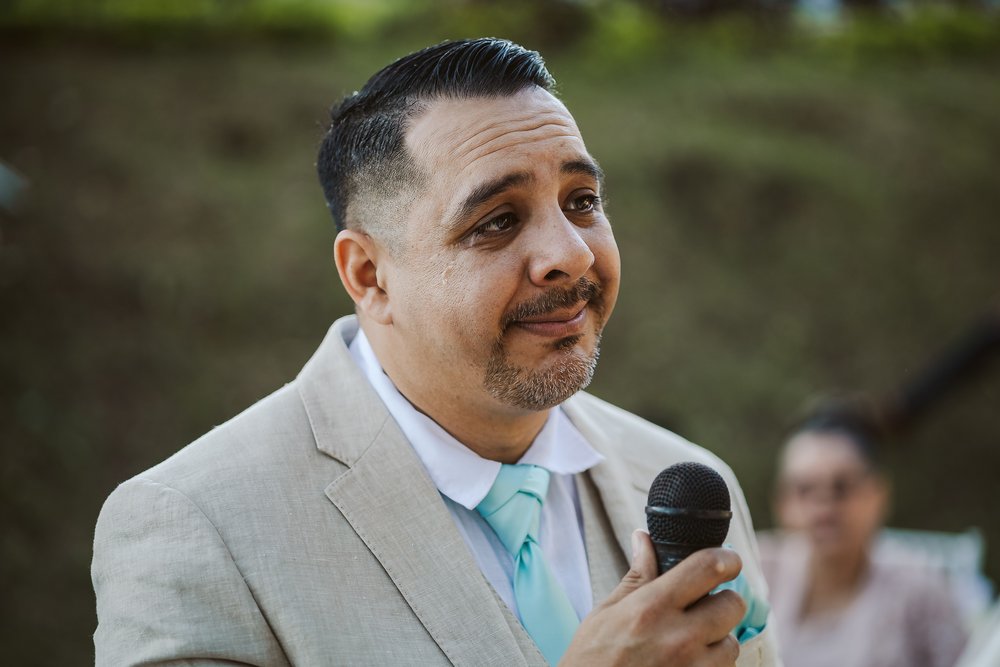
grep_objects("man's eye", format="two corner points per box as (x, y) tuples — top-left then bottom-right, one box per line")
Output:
(566, 194), (600, 213)
(474, 213), (517, 237)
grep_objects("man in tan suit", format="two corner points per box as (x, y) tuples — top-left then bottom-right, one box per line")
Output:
(93, 38), (779, 666)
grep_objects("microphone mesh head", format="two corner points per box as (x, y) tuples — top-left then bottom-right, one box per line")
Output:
(646, 462), (731, 547)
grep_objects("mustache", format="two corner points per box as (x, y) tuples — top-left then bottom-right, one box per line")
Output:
(501, 277), (603, 332)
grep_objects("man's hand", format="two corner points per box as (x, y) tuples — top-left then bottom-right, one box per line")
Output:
(560, 530), (746, 666)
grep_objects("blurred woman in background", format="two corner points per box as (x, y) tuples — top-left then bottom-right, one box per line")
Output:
(759, 408), (967, 667)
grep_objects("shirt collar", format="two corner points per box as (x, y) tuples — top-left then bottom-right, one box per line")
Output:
(348, 328), (604, 510)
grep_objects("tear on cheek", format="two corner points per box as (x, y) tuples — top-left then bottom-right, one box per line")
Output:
(439, 262), (454, 285)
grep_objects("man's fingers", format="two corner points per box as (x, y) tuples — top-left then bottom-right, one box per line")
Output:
(635, 548), (743, 611)
(700, 634), (740, 667)
(668, 549), (741, 609)
(600, 530), (658, 607)
(572, 540), (746, 667)
(685, 589), (748, 644)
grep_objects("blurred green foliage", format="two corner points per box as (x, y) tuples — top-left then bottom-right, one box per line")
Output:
(3, 0), (407, 36)
(2, 1), (999, 663)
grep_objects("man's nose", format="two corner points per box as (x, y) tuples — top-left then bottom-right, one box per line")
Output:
(525, 208), (595, 287)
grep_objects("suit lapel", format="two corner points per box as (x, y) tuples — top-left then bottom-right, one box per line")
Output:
(576, 471), (630, 606)
(562, 396), (646, 561)
(325, 424), (533, 666)
(298, 317), (534, 666)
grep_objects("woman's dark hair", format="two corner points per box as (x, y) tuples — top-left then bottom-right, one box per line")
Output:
(790, 401), (883, 472)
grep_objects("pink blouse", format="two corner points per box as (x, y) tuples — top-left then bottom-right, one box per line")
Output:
(758, 532), (967, 667)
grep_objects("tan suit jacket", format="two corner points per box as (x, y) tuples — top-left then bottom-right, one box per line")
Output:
(93, 316), (779, 665)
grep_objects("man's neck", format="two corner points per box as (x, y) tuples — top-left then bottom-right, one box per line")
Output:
(389, 379), (550, 464)
(362, 324), (551, 463)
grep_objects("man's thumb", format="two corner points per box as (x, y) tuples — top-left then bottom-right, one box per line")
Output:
(601, 530), (658, 607)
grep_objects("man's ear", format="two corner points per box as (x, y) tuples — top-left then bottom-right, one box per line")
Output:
(334, 229), (392, 325)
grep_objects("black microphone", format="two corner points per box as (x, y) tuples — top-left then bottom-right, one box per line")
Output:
(645, 462), (733, 575)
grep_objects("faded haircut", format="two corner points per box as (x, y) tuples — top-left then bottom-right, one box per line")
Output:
(316, 38), (556, 240)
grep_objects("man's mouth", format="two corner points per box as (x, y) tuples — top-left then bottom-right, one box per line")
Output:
(501, 277), (603, 338)
(512, 303), (588, 338)
(515, 302), (588, 325)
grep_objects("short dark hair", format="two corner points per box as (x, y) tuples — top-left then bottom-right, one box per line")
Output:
(316, 38), (556, 235)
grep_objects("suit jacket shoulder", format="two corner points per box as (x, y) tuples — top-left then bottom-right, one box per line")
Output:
(566, 390), (737, 487)
(93, 317), (540, 666)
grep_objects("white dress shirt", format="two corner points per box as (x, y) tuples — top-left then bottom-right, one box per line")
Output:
(349, 329), (604, 622)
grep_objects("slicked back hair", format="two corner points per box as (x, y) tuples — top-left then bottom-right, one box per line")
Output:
(316, 38), (556, 239)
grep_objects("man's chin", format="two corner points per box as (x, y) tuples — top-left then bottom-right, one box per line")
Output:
(483, 334), (601, 411)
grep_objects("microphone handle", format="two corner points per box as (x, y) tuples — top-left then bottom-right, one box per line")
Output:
(651, 539), (707, 575)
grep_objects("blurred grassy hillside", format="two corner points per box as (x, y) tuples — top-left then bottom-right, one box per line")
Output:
(2, 2), (1000, 662)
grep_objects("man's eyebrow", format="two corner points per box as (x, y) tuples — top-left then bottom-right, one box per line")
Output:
(562, 158), (605, 188)
(448, 171), (533, 231)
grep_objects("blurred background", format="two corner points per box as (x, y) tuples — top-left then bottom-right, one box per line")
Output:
(2, 0), (999, 662)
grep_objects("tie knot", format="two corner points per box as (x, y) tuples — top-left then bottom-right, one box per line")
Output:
(476, 464), (551, 555)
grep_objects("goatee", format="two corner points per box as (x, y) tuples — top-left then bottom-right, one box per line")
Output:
(483, 277), (605, 411)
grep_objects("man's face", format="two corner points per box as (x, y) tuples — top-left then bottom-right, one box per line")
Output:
(377, 86), (620, 416)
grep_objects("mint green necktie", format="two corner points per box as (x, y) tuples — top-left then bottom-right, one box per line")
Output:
(476, 464), (579, 666)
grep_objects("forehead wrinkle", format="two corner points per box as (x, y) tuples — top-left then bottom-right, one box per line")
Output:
(459, 131), (584, 173)
(452, 111), (578, 157)
(408, 92), (581, 174)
